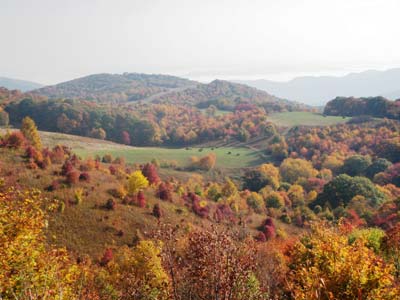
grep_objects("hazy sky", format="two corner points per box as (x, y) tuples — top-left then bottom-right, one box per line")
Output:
(1, 0), (400, 84)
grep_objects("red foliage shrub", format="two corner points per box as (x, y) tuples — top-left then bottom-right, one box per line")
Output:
(6, 131), (25, 149)
(255, 231), (267, 242)
(137, 191), (146, 208)
(109, 165), (117, 175)
(142, 163), (160, 184)
(187, 192), (209, 218)
(51, 145), (66, 164)
(264, 225), (276, 240)
(61, 160), (74, 176)
(100, 248), (113, 266)
(25, 146), (37, 159)
(66, 170), (80, 185)
(261, 218), (276, 240)
(214, 204), (235, 223)
(79, 172), (90, 182)
(156, 182), (172, 201)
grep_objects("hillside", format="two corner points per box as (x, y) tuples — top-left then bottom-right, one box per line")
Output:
(152, 79), (309, 112)
(33, 73), (197, 103)
(0, 76), (43, 91)
(1, 113), (400, 299)
(236, 68), (400, 106)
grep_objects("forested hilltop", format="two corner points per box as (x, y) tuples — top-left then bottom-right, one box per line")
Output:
(33, 73), (197, 103)
(324, 96), (400, 120)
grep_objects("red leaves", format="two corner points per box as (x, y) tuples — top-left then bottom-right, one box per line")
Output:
(142, 163), (160, 185)
(100, 248), (113, 266)
(156, 183), (172, 201)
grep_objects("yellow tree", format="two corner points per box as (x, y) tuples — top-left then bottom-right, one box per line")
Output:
(0, 188), (84, 299)
(21, 116), (42, 150)
(287, 224), (400, 300)
(127, 170), (149, 195)
(109, 241), (170, 299)
(259, 163), (280, 190)
(279, 158), (317, 184)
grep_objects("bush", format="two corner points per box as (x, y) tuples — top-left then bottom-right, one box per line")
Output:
(105, 198), (116, 210)
(66, 171), (80, 185)
(102, 154), (113, 163)
(137, 191), (146, 208)
(5, 131), (26, 149)
(348, 228), (386, 253)
(265, 192), (285, 209)
(79, 172), (90, 182)
(100, 248), (113, 266)
(153, 204), (163, 219)
(156, 183), (172, 201)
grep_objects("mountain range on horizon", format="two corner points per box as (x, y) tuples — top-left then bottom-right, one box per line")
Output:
(234, 68), (400, 106)
(0, 76), (43, 92)
(2, 68), (400, 106)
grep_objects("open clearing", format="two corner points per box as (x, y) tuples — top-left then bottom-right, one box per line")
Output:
(0, 129), (265, 168)
(75, 146), (264, 169)
(268, 111), (351, 127)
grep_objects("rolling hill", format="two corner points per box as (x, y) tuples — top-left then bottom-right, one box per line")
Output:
(151, 79), (309, 112)
(33, 73), (198, 103)
(0, 76), (43, 91)
(236, 68), (400, 106)
(33, 73), (309, 112)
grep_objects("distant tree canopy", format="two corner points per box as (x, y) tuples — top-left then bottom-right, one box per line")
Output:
(324, 96), (400, 120)
(5, 97), (282, 147)
(341, 155), (372, 177)
(0, 108), (9, 126)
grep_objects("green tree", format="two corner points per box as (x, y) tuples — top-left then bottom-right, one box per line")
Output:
(314, 174), (387, 209)
(366, 158), (392, 178)
(341, 155), (372, 176)
(243, 163), (280, 192)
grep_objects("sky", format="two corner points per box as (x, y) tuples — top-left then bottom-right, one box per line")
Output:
(1, 0), (400, 84)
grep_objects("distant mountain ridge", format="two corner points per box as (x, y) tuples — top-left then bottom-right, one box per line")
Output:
(151, 79), (309, 112)
(33, 73), (198, 103)
(33, 73), (309, 112)
(0, 76), (43, 92)
(235, 68), (400, 106)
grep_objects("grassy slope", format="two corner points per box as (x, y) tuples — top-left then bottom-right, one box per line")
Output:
(32, 130), (266, 169)
(268, 111), (351, 127)
(75, 147), (264, 169)
(0, 148), (279, 258)
(1, 129), (266, 169)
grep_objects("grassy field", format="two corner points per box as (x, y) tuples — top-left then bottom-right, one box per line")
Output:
(199, 108), (232, 117)
(75, 146), (264, 169)
(268, 111), (351, 127)
(0, 129), (265, 169)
